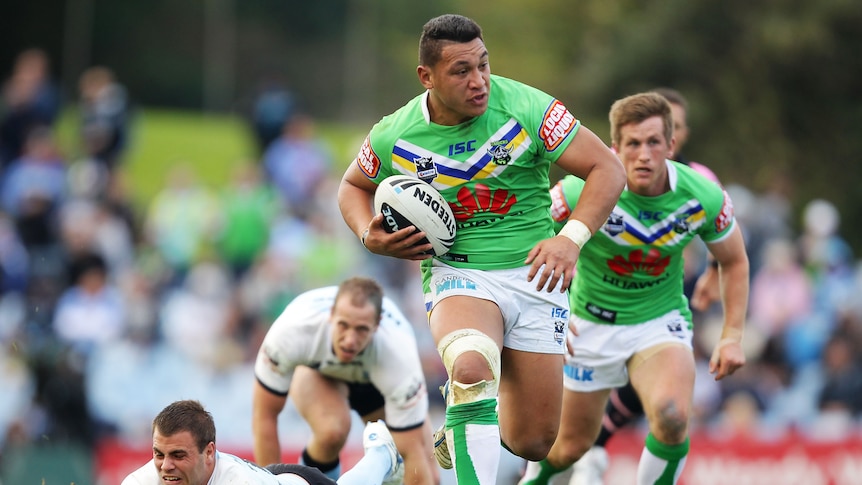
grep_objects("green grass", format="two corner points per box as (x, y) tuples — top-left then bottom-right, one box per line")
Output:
(123, 109), (257, 209)
(56, 108), (368, 213)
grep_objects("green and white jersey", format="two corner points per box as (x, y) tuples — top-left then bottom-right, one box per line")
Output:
(354, 74), (581, 270)
(551, 161), (736, 326)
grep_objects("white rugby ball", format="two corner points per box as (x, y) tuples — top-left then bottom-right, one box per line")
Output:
(373, 175), (456, 256)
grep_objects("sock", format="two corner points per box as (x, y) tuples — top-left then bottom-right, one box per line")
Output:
(445, 398), (500, 485)
(637, 433), (689, 485)
(519, 458), (568, 485)
(596, 383), (644, 447)
(337, 446), (391, 485)
(300, 448), (341, 480)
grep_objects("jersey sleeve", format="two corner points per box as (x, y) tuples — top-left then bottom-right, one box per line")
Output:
(353, 94), (423, 183)
(549, 174), (587, 232)
(253, 308), (309, 395)
(494, 76), (581, 164)
(696, 177), (736, 243)
(370, 299), (429, 429)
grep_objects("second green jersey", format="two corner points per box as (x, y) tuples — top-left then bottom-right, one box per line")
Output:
(551, 161), (736, 325)
(354, 74), (581, 270)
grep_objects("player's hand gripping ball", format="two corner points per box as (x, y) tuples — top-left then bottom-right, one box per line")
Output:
(373, 175), (456, 256)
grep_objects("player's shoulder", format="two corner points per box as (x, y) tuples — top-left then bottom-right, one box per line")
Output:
(276, 287), (336, 319)
(671, 161), (722, 194)
(215, 451), (281, 482)
(371, 93), (427, 138)
(487, 74), (554, 111)
(121, 461), (157, 484)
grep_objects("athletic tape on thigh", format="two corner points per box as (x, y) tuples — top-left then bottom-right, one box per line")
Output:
(627, 342), (690, 374)
(437, 329), (501, 405)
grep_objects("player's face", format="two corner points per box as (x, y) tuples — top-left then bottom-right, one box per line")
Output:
(613, 115), (675, 197)
(669, 102), (689, 156)
(152, 428), (215, 485)
(329, 297), (379, 363)
(418, 37), (490, 125)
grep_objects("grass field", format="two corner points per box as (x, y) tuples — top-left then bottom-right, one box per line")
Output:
(56, 108), (367, 213)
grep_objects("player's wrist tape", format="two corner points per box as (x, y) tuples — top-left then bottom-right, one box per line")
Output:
(717, 337), (741, 348)
(360, 228), (370, 248)
(559, 219), (592, 249)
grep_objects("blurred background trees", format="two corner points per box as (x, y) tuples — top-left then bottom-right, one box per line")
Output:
(2, 0), (859, 249)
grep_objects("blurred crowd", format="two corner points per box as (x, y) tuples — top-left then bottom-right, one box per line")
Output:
(0, 48), (861, 474)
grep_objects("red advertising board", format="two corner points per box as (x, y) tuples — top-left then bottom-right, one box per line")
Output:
(603, 430), (862, 485)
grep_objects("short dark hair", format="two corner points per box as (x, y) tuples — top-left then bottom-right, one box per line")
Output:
(609, 92), (674, 147)
(152, 400), (216, 453)
(651, 87), (688, 112)
(418, 14), (483, 67)
(334, 277), (384, 320)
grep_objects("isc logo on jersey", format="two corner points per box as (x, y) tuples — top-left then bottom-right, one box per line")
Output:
(540, 100), (577, 151)
(357, 136), (381, 178)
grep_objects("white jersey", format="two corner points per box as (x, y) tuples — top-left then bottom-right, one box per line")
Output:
(254, 286), (429, 429)
(121, 450), (310, 485)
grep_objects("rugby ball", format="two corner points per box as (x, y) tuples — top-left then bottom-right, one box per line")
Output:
(373, 175), (456, 256)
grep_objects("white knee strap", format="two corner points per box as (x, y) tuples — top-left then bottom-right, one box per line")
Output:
(437, 329), (501, 405)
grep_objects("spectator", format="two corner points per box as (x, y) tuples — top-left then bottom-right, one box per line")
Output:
(143, 164), (220, 285)
(215, 161), (279, 280)
(817, 335), (862, 416)
(0, 125), (67, 250)
(0, 48), (61, 170)
(250, 77), (297, 154)
(51, 251), (126, 357)
(748, 238), (813, 339)
(262, 113), (332, 218)
(77, 65), (131, 186)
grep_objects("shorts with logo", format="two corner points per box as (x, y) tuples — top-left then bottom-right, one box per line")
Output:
(425, 260), (569, 354)
(563, 309), (693, 392)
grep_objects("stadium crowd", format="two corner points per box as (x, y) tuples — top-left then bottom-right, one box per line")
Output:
(0, 50), (861, 481)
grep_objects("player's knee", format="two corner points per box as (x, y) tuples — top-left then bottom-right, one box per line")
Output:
(652, 400), (689, 443)
(312, 419), (351, 450)
(506, 429), (558, 462)
(437, 329), (501, 405)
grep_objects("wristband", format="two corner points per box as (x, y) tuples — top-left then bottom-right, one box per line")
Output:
(558, 219), (592, 249)
(360, 228), (370, 248)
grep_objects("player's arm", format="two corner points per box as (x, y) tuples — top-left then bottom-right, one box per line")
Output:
(390, 419), (438, 485)
(690, 256), (721, 311)
(554, 125), (626, 234)
(704, 224), (749, 380)
(337, 161), (431, 259)
(526, 125), (625, 292)
(251, 379), (288, 466)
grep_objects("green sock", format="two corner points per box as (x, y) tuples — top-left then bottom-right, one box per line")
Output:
(641, 433), (690, 485)
(445, 399), (499, 485)
(520, 458), (568, 485)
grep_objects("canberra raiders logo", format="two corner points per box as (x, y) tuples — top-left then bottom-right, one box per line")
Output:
(672, 217), (691, 234)
(487, 140), (512, 165)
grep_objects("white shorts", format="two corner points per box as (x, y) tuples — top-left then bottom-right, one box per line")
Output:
(563, 310), (693, 392)
(425, 260), (569, 354)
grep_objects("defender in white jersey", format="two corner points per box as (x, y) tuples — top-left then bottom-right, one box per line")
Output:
(252, 277), (437, 485)
(122, 400), (403, 485)
(520, 93), (749, 485)
(337, 14), (625, 484)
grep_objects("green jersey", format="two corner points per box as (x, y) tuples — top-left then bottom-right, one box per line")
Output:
(551, 161), (736, 325)
(354, 74), (581, 270)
